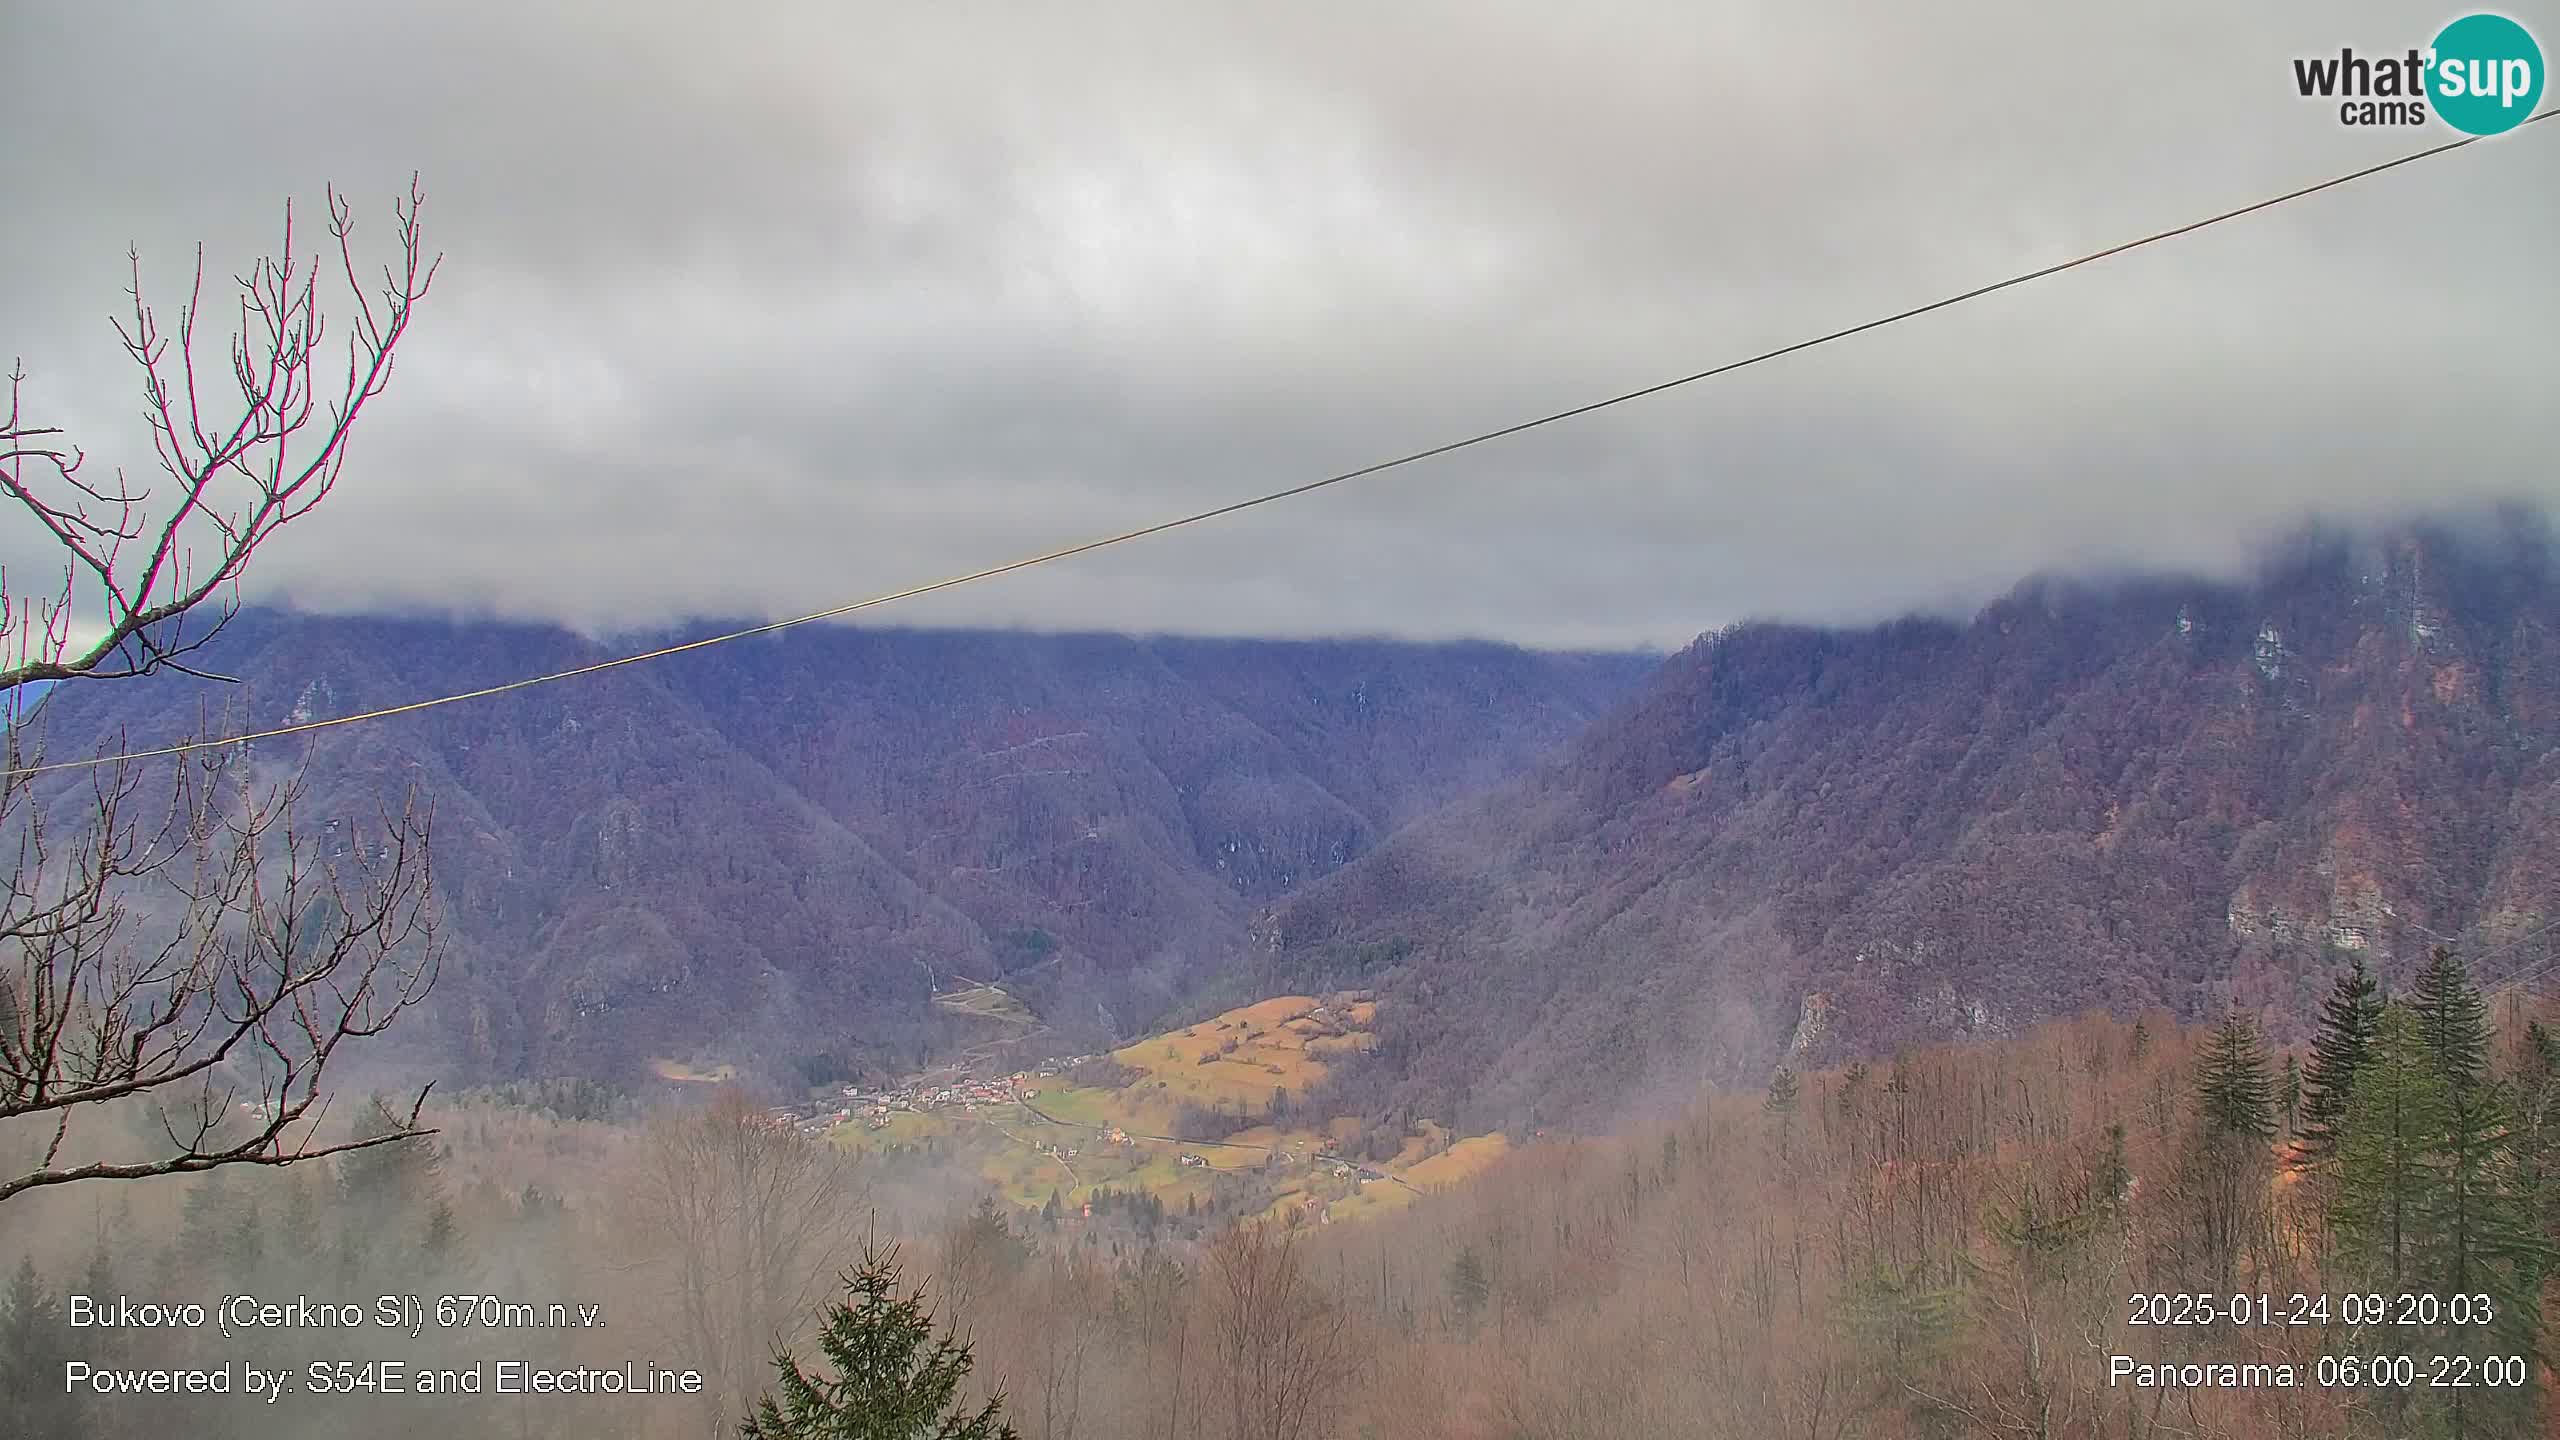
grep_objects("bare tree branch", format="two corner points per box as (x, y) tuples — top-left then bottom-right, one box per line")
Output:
(0, 181), (440, 1206)
(0, 741), (439, 1203)
(0, 177), (438, 694)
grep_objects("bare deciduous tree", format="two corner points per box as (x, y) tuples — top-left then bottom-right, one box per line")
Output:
(1206, 1221), (1357, 1440)
(1017, 1249), (1102, 1440)
(620, 1088), (866, 1434)
(0, 180), (441, 1205)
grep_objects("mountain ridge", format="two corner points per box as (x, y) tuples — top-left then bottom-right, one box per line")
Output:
(1256, 517), (2560, 1129)
(17, 612), (1655, 1086)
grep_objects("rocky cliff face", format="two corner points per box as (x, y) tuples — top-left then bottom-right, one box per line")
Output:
(1260, 517), (2560, 1127)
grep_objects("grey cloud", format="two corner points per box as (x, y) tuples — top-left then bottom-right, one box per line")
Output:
(3, 0), (2554, 652)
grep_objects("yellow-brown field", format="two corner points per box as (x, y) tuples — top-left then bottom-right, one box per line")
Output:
(1106, 994), (1346, 1120)
(826, 991), (1510, 1224)
(650, 1057), (738, 1084)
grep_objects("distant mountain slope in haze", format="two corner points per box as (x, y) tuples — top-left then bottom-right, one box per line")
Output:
(19, 613), (1653, 1084)
(1262, 519), (2560, 1128)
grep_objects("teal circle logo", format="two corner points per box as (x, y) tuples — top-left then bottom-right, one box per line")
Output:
(2429, 13), (2545, 134)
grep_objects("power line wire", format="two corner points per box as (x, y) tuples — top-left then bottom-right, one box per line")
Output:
(9, 109), (2553, 781)
(2480, 914), (2560, 998)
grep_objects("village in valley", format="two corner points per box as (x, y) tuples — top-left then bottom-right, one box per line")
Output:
(732, 990), (1513, 1230)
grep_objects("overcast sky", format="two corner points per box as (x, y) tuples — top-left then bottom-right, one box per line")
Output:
(3, 1), (2553, 650)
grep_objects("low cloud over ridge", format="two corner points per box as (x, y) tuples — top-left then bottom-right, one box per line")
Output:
(3, 0), (2553, 649)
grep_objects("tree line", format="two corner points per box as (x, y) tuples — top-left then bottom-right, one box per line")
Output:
(20, 948), (2559, 1437)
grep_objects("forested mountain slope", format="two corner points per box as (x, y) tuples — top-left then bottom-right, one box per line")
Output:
(1263, 519), (2560, 1128)
(20, 613), (1652, 1083)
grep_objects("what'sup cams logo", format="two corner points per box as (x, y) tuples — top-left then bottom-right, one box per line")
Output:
(2293, 12), (2545, 133)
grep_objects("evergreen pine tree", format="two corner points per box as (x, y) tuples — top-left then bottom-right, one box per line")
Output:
(2432, 1077), (2546, 1440)
(2516, 1022), (2560, 1244)
(1839, 1259), (1963, 1385)
(222, 1195), (266, 1280)
(2412, 946), (2493, 1095)
(2295, 956), (2383, 1170)
(0, 1258), (70, 1437)
(2196, 1011), (2276, 1140)
(331, 1218), (365, 1290)
(1764, 1066), (1800, 1117)
(282, 1173), (320, 1239)
(78, 1242), (121, 1390)
(967, 1196), (1031, 1273)
(339, 1092), (442, 1216)
(80, 1244), (116, 1310)
(2096, 1122), (2132, 1230)
(2411, 951), (2501, 1295)
(107, 1193), (139, 1257)
(738, 1243), (1020, 1440)
(2523, 1021), (2558, 1089)
(266, 1175), (320, 1294)
(176, 1172), (232, 1282)
(336, 1093), (445, 1282)
(1447, 1246), (1489, 1324)
(2183, 1012), (2276, 1287)
(2334, 1004), (2445, 1290)
(423, 1197), (460, 1261)
(2412, 951), (2547, 1436)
